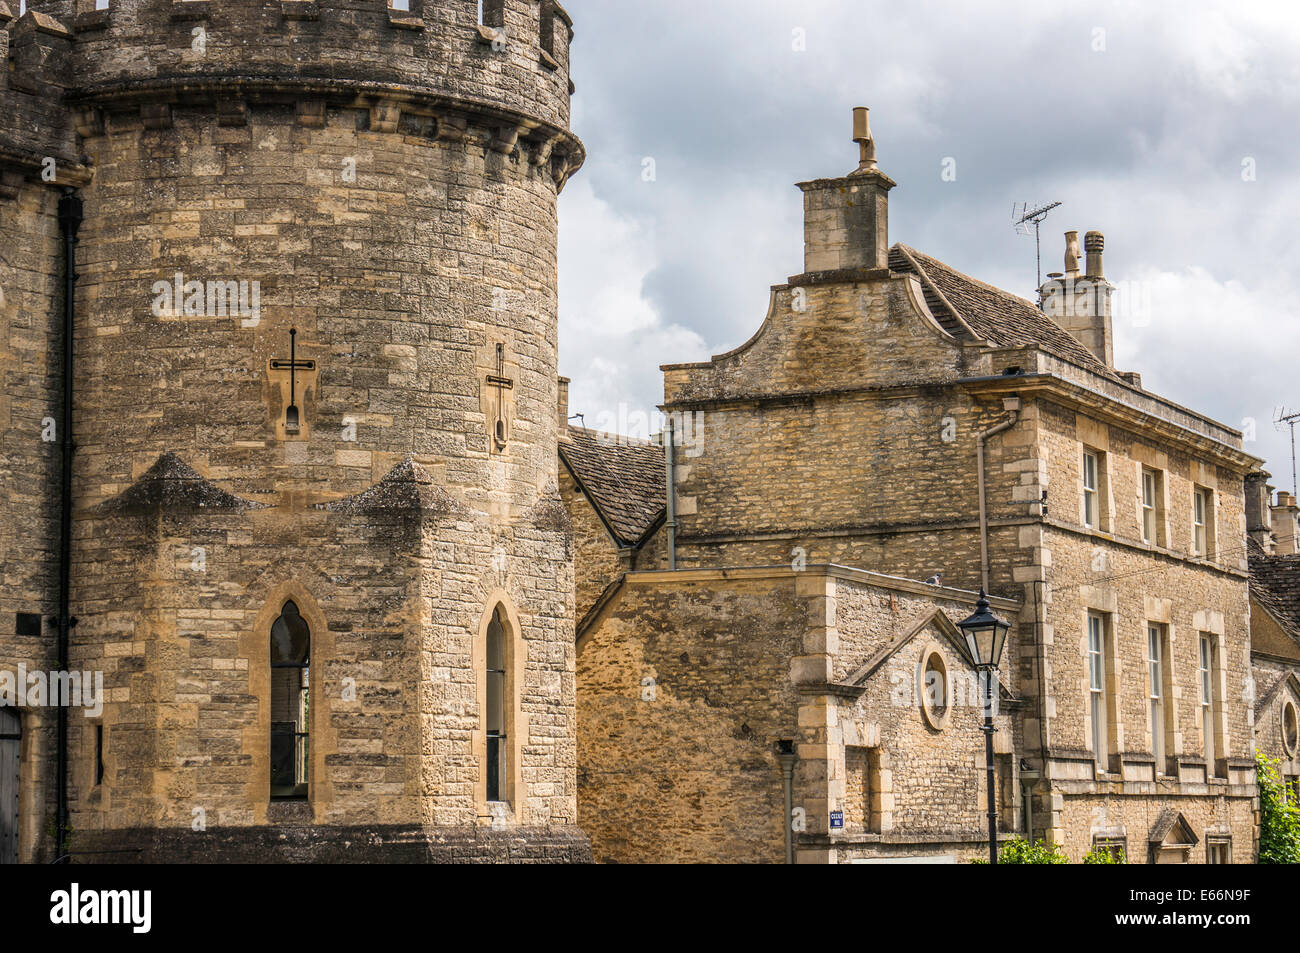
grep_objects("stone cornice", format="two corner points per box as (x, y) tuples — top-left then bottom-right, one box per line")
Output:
(66, 74), (585, 182)
(959, 372), (1259, 472)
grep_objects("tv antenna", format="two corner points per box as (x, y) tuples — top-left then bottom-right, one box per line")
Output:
(1012, 201), (1062, 304)
(1275, 406), (1300, 498)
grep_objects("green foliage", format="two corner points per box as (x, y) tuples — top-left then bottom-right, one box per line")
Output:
(1258, 753), (1300, 864)
(1083, 844), (1126, 864)
(971, 837), (1069, 864)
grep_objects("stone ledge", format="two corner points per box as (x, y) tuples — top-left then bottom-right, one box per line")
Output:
(70, 824), (593, 864)
(170, 1), (210, 22)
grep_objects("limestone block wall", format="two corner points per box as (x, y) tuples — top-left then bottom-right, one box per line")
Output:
(1035, 399), (1249, 575)
(1054, 792), (1254, 864)
(1021, 393), (1254, 779)
(0, 0), (588, 861)
(669, 387), (1028, 597)
(71, 105), (564, 514)
(1253, 657), (1300, 776)
(827, 579), (1023, 862)
(67, 458), (579, 852)
(661, 275), (982, 404)
(577, 573), (808, 863)
(1039, 525), (1252, 773)
(559, 465), (623, 623)
(576, 567), (1018, 864)
(57, 0), (575, 134)
(0, 178), (63, 863)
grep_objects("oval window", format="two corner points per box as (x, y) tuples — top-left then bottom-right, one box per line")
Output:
(1283, 701), (1299, 758)
(920, 650), (950, 730)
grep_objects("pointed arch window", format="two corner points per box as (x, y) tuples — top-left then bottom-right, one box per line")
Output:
(271, 601), (310, 800)
(486, 607), (508, 802)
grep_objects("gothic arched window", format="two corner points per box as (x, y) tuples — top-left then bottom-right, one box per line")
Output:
(270, 601), (310, 800)
(485, 606), (508, 802)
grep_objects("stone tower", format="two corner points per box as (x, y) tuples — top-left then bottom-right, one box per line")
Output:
(0, 0), (588, 862)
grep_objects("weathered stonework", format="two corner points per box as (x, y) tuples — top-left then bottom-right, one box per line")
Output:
(1, 0), (589, 863)
(575, 566), (1018, 864)
(565, 115), (1264, 864)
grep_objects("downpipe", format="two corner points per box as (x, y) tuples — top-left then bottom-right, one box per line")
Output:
(55, 190), (82, 863)
(976, 397), (1021, 593)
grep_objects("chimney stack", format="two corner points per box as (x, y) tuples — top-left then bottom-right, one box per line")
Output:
(1040, 229), (1114, 367)
(1246, 472), (1276, 554)
(796, 106), (896, 274)
(557, 375), (572, 442)
(1273, 490), (1300, 555)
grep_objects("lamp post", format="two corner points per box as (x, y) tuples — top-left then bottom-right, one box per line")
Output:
(958, 589), (1011, 865)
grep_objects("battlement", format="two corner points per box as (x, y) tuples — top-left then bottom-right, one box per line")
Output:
(22, 0), (576, 152)
(0, 5), (90, 195)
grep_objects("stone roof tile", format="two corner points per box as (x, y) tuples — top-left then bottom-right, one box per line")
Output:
(889, 243), (1119, 380)
(1250, 541), (1300, 644)
(559, 427), (664, 547)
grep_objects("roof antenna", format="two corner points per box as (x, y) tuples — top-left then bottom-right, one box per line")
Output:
(1275, 406), (1300, 498)
(1012, 201), (1062, 307)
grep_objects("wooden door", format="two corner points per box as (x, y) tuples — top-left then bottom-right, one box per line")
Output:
(0, 707), (18, 864)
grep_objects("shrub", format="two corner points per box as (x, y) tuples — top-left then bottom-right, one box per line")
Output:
(1083, 844), (1126, 864)
(971, 837), (1069, 864)
(1258, 753), (1300, 864)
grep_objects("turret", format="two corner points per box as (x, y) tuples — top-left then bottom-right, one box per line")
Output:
(0, 0), (589, 862)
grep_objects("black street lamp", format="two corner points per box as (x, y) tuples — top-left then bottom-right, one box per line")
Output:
(958, 589), (1011, 865)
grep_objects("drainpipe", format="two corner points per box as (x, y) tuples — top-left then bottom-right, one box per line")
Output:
(976, 397), (1020, 593)
(776, 741), (796, 864)
(55, 190), (82, 863)
(663, 416), (676, 570)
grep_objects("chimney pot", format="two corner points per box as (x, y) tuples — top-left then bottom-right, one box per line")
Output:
(1084, 230), (1104, 278)
(851, 105), (877, 175)
(1064, 230), (1080, 276)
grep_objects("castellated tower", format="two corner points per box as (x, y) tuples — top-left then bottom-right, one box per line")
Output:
(0, 0), (588, 862)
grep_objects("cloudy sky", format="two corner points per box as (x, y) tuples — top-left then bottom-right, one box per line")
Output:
(556, 0), (1300, 489)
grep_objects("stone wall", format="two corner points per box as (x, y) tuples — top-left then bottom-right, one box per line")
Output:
(576, 566), (1019, 864)
(1252, 655), (1300, 779)
(559, 465), (623, 624)
(0, 0), (589, 861)
(0, 177), (63, 863)
(577, 572), (807, 863)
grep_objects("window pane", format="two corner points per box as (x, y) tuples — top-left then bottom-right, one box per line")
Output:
(1148, 630), (1161, 696)
(486, 736), (501, 801)
(1088, 616), (1103, 687)
(1092, 699), (1105, 764)
(1152, 700), (1164, 764)
(486, 610), (505, 670)
(271, 601), (310, 665)
(486, 671), (503, 732)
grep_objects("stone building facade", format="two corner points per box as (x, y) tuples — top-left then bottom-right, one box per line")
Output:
(1247, 477), (1300, 794)
(564, 109), (1263, 863)
(0, 0), (589, 862)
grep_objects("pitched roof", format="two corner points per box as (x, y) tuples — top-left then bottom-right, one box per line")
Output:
(888, 244), (1119, 380)
(1249, 540), (1300, 644)
(559, 427), (665, 547)
(1149, 809), (1198, 847)
(96, 452), (265, 514)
